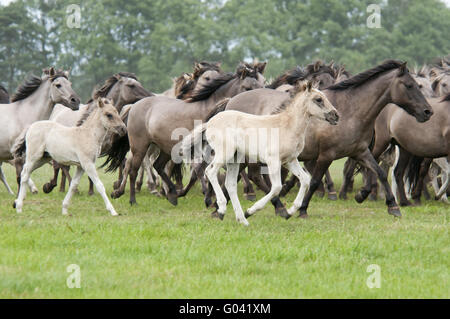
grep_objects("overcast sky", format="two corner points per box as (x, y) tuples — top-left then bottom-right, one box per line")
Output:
(1, 0), (450, 9)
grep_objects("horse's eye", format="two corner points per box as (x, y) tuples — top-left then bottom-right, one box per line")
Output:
(55, 84), (62, 89)
(106, 113), (113, 119)
(315, 97), (323, 104)
(443, 83), (447, 87)
(418, 84), (423, 88)
(127, 84), (135, 88)
(205, 77), (210, 81)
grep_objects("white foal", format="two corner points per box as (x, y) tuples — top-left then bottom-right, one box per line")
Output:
(181, 81), (339, 225)
(13, 98), (127, 216)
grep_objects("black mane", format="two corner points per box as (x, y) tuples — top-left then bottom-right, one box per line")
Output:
(11, 70), (68, 102)
(76, 101), (96, 127)
(328, 60), (405, 91)
(186, 72), (236, 102)
(267, 66), (306, 89)
(93, 72), (138, 99)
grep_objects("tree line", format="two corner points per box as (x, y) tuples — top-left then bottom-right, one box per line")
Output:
(1, 0), (449, 101)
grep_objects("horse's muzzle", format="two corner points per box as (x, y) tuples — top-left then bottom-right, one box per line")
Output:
(116, 126), (127, 136)
(69, 95), (81, 110)
(325, 110), (339, 125)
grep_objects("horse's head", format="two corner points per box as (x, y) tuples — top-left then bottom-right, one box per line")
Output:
(113, 73), (152, 107)
(412, 73), (434, 98)
(306, 60), (336, 89)
(190, 61), (224, 96)
(45, 67), (80, 110)
(430, 70), (450, 96)
(98, 98), (127, 136)
(235, 62), (266, 92)
(292, 81), (339, 125)
(390, 62), (433, 123)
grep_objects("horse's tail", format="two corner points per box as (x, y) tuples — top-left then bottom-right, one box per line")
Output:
(406, 155), (423, 191)
(205, 98), (230, 122)
(101, 132), (130, 173)
(12, 129), (28, 159)
(180, 123), (208, 161)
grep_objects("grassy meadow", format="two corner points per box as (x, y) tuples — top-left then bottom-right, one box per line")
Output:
(0, 159), (448, 298)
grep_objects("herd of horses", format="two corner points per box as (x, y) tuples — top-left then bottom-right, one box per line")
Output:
(0, 56), (448, 225)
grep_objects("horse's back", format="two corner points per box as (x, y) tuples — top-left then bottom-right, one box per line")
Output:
(226, 88), (289, 115)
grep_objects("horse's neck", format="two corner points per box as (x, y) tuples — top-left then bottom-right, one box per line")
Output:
(18, 81), (54, 123)
(81, 109), (108, 147)
(335, 72), (395, 127)
(202, 78), (239, 111)
(107, 85), (123, 110)
(283, 103), (311, 143)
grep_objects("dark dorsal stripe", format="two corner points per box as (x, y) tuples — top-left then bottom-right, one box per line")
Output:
(328, 60), (405, 91)
(93, 72), (138, 99)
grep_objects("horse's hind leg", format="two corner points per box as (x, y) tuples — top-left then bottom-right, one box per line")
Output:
(324, 169), (337, 200)
(245, 160), (282, 218)
(286, 159), (311, 218)
(354, 149), (401, 217)
(111, 155), (131, 199)
(83, 162), (118, 216)
(247, 163), (287, 217)
(205, 158), (227, 219)
(241, 170), (256, 201)
(0, 164), (14, 195)
(152, 152), (178, 206)
(43, 161), (60, 193)
(62, 166), (84, 215)
(411, 158), (432, 204)
(339, 158), (357, 200)
(88, 177), (95, 196)
(225, 162), (248, 226)
(136, 165), (145, 193)
(305, 160), (326, 198)
(14, 158), (46, 212)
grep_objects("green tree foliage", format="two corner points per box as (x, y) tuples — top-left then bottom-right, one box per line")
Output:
(0, 0), (449, 100)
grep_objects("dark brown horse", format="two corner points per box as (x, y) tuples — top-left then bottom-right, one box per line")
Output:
(217, 60), (432, 218)
(105, 62), (267, 206)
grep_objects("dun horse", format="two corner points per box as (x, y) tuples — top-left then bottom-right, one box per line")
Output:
(13, 98), (126, 216)
(0, 67), (80, 194)
(105, 62), (267, 206)
(181, 81), (339, 225)
(218, 60), (432, 218)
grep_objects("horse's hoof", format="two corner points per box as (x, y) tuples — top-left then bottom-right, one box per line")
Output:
(88, 191), (94, 196)
(110, 191), (121, 199)
(113, 181), (120, 190)
(12, 201), (16, 209)
(244, 193), (257, 202)
(399, 200), (412, 207)
(211, 211), (224, 220)
(355, 192), (365, 204)
(276, 207), (290, 219)
(204, 198), (213, 208)
(339, 192), (347, 200)
(328, 192), (337, 201)
(129, 200), (137, 206)
(42, 183), (54, 194)
(167, 194), (178, 206)
(388, 206), (402, 218)
(31, 189), (38, 195)
(244, 210), (251, 218)
(298, 211), (309, 219)
(316, 191), (325, 198)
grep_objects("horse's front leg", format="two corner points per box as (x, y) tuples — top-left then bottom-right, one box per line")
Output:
(0, 164), (15, 195)
(245, 160), (282, 218)
(62, 166), (84, 215)
(299, 156), (333, 218)
(324, 169), (337, 200)
(225, 162), (249, 226)
(355, 149), (401, 217)
(83, 162), (118, 216)
(339, 158), (356, 200)
(286, 159), (311, 218)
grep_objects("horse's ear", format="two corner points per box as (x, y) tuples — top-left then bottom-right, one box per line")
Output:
(314, 61), (321, 72)
(398, 62), (407, 77)
(98, 98), (105, 108)
(306, 80), (313, 92)
(429, 68), (438, 79)
(257, 62), (267, 74)
(49, 67), (56, 77)
(431, 78), (440, 91)
(214, 61), (222, 68)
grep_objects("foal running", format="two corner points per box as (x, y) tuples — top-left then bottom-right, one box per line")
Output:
(13, 98), (127, 216)
(181, 82), (339, 225)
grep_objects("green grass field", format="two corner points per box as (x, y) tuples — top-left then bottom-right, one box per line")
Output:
(0, 159), (448, 298)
